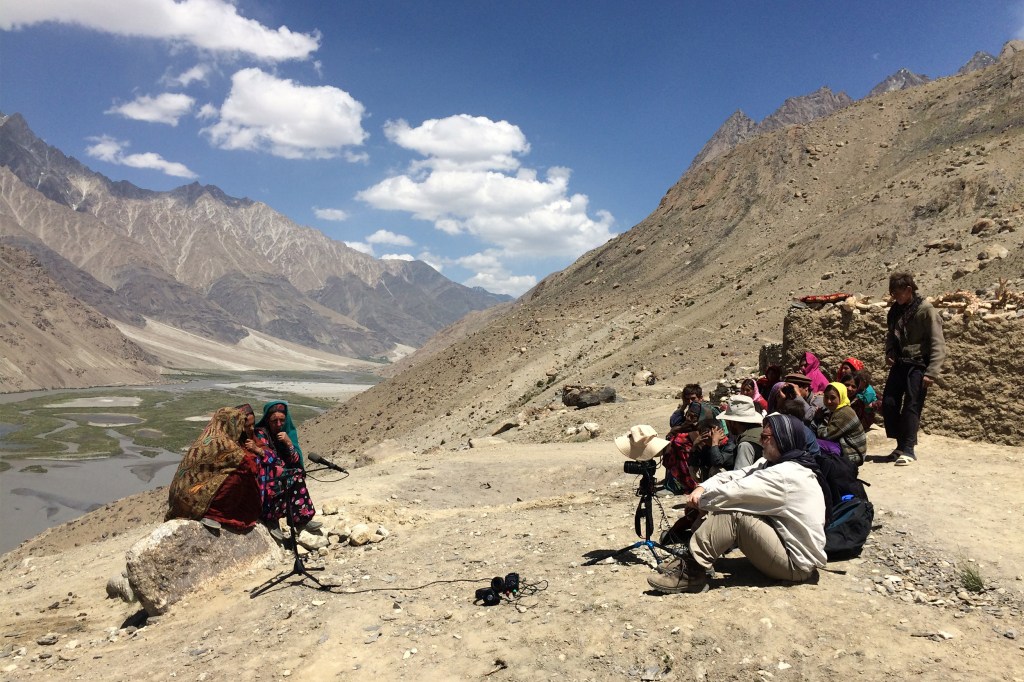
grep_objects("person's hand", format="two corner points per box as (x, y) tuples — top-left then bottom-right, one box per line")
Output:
(710, 426), (725, 445)
(244, 438), (261, 453)
(276, 431), (292, 448)
(686, 487), (704, 509)
(923, 376), (935, 388)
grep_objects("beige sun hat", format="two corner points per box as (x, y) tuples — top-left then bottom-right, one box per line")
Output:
(614, 424), (671, 461)
(720, 395), (764, 425)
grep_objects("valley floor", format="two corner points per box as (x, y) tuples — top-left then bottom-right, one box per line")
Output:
(1, 403), (1022, 681)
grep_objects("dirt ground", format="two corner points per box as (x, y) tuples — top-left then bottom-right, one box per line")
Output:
(1, 397), (1022, 681)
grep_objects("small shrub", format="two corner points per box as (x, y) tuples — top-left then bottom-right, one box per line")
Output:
(956, 557), (985, 593)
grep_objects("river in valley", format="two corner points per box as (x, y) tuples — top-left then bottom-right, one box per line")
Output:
(0, 371), (376, 553)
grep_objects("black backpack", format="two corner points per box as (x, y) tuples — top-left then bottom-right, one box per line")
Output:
(824, 497), (875, 560)
(814, 453), (874, 560)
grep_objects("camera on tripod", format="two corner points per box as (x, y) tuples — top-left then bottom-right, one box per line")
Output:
(623, 458), (658, 476)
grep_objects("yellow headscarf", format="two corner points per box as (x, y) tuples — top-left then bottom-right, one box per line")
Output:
(827, 381), (850, 410)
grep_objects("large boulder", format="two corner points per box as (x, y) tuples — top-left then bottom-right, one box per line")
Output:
(562, 384), (616, 408)
(126, 520), (281, 616)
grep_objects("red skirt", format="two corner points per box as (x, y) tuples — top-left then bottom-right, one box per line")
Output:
(205, 455), (261, 530)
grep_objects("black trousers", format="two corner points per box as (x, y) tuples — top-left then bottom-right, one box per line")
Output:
(882, 361), (928, 457)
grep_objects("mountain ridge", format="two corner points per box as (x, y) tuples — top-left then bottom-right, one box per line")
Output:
(0, 114), (511, 367)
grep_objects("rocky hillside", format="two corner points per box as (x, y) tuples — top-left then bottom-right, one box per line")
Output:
(0, 114), (509, 359)
(0, 243), (159, 392)
(304, 42), (1024, 461)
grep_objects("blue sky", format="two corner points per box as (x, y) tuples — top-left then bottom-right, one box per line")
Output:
(0, 1), (1020, 296)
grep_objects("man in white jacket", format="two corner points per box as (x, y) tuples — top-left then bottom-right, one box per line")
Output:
(648, 413), (827, 593)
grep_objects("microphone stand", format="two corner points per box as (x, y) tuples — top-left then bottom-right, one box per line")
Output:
(250, 465), (329, 598)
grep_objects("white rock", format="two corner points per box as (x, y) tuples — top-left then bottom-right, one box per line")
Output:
(349, 523), (374, 546)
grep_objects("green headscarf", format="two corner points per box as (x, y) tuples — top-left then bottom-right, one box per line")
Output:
(258, 400), (303, 467)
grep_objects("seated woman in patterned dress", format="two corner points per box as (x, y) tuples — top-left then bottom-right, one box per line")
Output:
(254, 400), (321, 537)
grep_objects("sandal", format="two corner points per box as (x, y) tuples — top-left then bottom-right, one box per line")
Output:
(880, 449), (903, 463)
(894, 454), (915, 466)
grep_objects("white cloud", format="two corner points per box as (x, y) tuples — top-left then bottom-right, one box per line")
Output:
(384, 115), (529, 172)
(360, 115), (615, 262)
(381, 253), (415, 261)
(416, 251), (444, 273)
(165, 64), (210, 87)
(366, 229), (414, 247)
(455, 250), (535, 297)
(0, 0), (319, 62)
(202, 68), (367, 159)
(106, 92), (195, 126)
(359, 162), (615, 259)
(85, 135), (197, 178)
(196, 103), (218, 119)
(314, 207), (349, 221)
(344, 241), (374, 256)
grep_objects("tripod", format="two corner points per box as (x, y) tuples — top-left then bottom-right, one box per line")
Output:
(585, 466), (681, 567)
(250, 467), (326, 598)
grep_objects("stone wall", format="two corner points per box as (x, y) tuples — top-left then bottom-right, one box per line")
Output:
(781, 299), (1023, 445)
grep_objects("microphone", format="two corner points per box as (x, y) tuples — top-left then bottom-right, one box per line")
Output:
(307, 452), (348, 473)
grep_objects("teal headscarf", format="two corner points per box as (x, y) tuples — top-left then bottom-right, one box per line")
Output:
(258, 400), (303, 467)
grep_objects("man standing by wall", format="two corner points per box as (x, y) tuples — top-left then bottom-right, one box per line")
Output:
(883, 272), (946, 466)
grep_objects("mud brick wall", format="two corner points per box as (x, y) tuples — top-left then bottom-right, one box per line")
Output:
(782, 302), (1023, 445)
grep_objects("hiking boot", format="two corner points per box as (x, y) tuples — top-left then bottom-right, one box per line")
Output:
(647, 555), (709, 593)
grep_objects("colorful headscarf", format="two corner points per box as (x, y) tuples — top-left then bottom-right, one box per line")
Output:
(826, 382), (850, 410)
(767, 381), (787, 414)
(801, 352), (831, 393)
(742, 377), (764, 403)
(166, 407), (249, 521)
(258, 400), (303, 466)
(838, 357), (864, 379)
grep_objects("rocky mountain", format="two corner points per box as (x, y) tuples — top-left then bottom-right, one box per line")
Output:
(304, 43), (1024, 459)
(0, 114), (510, 363)
(688, 87), (852, 170)
(687, 110), (757, 171)
(757, 86), (854, 132)
(0, 242), (159, 392)
(867, 67), (930, 98)
(957, 50), (996, 75)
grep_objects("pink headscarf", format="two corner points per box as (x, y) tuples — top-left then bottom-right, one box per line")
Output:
(801, 352), (831, 394)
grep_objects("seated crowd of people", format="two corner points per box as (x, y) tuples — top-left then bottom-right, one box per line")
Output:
(619, 352), (879, 594)
(166, 399), (321, 540)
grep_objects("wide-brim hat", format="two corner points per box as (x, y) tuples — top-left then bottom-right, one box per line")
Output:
(614, 424), (670, 461)
(720, 395), (764, 425)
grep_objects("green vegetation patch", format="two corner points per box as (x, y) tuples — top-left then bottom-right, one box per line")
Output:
(0, 385), (334, 461)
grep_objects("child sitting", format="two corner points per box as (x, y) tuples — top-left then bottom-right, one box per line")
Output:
(814, 382), (867, 467)
(844, 370), (880, 431)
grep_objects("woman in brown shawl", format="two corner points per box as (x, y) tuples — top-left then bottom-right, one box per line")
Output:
(166, 407), (261, 530)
